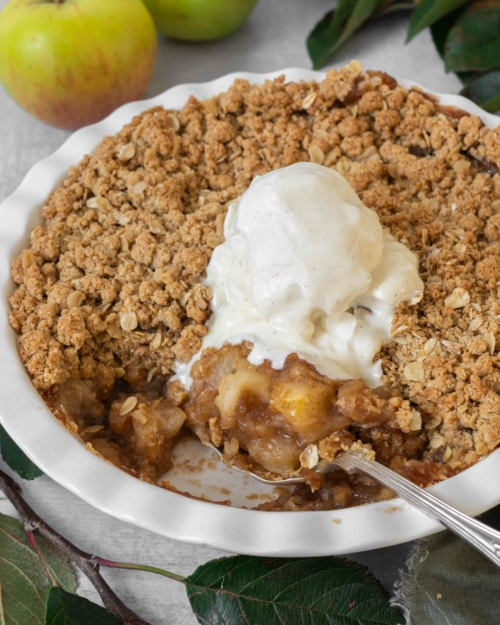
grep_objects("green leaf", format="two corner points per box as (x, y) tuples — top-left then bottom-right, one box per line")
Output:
(430, 3), (469, 58)
(460, 68), (500, 111)
(407, 0), (470, 41)
(0, 513), (75, 625)
(0, 424), (43, 480)
(380, 1), (416, 15)
(307, 0), (387, 70)
(44, 587), (121, 625)
(186, 555), (403, 625)
(334, 1), (386, 50)
(444, 1), (500, 72)
(307, 2), (354, 71)
(457, 70), (483, 85)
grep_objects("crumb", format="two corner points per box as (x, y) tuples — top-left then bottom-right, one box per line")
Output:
(383, 505), (404, 514)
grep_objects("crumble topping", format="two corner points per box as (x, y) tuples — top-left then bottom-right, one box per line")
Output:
(9, 61), (500, 497)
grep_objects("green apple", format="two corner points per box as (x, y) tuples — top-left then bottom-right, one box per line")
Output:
(142, 0), (259, 41)
(0, 0), (157, 130)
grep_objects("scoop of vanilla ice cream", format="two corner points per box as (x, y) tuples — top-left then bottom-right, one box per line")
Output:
(179, 163), (424, 387)
(225, 161), (383, 335)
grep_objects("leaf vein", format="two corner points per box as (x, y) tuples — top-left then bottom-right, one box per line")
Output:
(1, 584), (43, 624)
(0, 582), (5, 625)
(0, 556), (46, 608)
(188, 581), (398, 623)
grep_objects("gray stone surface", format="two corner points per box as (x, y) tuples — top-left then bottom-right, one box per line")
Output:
(0, 0), (468, 622)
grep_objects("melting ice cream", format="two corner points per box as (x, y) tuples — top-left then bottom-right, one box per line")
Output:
(178, 162), (424, 387)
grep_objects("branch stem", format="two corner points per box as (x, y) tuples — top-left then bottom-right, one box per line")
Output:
(93, 557), (186, 582)
(0, 469), (150, 625)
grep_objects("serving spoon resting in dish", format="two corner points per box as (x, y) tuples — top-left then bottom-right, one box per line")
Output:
(208, 443), (500, 568)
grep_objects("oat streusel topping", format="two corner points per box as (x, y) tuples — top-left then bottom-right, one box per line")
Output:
(9, 61), (500, 482)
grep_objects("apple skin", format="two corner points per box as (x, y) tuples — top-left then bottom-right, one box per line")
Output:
(0, 0), (157, 130)
(142, 0), (259, 41)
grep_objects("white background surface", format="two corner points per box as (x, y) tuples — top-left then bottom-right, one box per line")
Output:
(0, 0), (465, 622)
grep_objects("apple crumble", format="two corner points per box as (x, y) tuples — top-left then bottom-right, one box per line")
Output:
(9, 62), (500, 510)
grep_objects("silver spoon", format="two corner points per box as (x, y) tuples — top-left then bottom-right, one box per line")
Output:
(208, 443), (500, 567)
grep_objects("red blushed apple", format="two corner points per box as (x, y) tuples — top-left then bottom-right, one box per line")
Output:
(0, 0), (157, 130)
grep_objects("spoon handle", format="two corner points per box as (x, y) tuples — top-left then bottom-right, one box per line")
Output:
(335, 449), (500, 568)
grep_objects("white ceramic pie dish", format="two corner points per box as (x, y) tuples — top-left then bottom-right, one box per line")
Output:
(1, 68), (499, 557)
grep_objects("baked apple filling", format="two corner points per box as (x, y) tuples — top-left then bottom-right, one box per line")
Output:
(47, 339), (434, 510)
(179, 342), (403, 476)
(171, 341), (454, 512)
(46, 375), (185, 480)
(169, 341), (436, 506)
